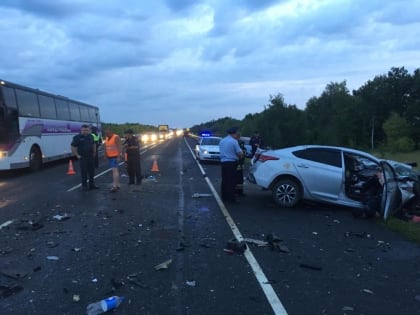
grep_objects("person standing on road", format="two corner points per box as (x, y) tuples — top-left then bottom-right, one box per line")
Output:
(104, 128), (123, 192)
(219, 127), (243, 204)
(235, 134), (247, 197)
(71, 124), (99, 191)
(90, 126), (102, 169)
(124, 129), (142, 185)
(249, 131), (263, 157)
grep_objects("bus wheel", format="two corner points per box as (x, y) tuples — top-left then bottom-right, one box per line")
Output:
(29, 146), (42, 171)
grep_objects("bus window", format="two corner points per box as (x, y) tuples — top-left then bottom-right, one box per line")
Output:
(38, 94), (57, 119)
(55, 99), (70, 120)
(2, 86), (18, 109)
(69, 102), (81, 121)
(16, 89), (40, 117)
(79, 105), (90, 122)
(88, 108), (97, 123)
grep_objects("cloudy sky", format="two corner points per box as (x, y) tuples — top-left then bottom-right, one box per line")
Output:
(1, 0), (419, 128)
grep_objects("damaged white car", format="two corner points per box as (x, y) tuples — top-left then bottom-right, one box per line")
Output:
(248, 145), (419, 220)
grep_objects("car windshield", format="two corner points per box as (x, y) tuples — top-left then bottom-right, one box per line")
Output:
(201, 138), (220, 145)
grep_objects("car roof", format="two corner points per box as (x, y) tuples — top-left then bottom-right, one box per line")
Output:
(269, 145), (380, 161)
(200, 136), (222, 140)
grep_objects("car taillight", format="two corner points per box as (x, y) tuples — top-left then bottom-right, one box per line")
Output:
(259, 155), (279, 162)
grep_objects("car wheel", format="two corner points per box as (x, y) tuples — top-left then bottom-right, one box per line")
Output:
(272, 179), (301, 207)
(29, 146), (42, 171)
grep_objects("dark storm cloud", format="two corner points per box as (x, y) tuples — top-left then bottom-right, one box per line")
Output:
(0, 0), (85, 18)
(1, 0), (419, 127)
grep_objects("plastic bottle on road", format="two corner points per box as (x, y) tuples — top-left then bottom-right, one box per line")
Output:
(86, 296), (125, 315)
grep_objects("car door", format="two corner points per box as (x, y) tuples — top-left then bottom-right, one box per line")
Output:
(292, 148), (343, 202)
(380, 161), (402, 220)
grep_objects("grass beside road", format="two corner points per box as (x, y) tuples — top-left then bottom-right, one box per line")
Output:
(374, 150), (420, 170)
(382, 218), (420, 244)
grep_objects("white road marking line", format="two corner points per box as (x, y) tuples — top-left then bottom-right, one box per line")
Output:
(66, 142), (161, 192)
(184, 137), (288, 315)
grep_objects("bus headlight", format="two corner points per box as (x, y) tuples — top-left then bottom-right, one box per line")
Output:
(0, 151), (8, 159)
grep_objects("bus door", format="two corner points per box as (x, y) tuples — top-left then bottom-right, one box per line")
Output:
(0, 105), (6, 144)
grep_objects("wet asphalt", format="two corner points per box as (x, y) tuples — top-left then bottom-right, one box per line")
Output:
(0, 136), (419, 315)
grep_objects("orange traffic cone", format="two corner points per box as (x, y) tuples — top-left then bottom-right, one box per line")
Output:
(67, 160), (76, 175)
(151, 159), (160, 172)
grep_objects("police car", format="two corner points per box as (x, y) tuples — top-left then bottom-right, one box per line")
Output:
(194, 132), (222, 162)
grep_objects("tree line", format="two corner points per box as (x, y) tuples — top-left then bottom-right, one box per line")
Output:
(190, 67), (420, 152)
(101, 122), (157, 137)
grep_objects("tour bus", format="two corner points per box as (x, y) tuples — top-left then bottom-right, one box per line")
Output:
(0, 79), (101, 171)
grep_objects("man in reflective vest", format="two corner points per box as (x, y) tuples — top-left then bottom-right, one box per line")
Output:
(90, 125), (102, 169)
(104, 128), (123, 192)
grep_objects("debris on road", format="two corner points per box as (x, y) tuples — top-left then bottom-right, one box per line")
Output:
(226, 238), (247, 254)
(192, 193), (212, 198)
(265, 233), (286, 252)
(176, 242), (187, 251)
(0, 220), (14, 230)
(86, 295), (125, 314)
(154, 259), (173, 271)
(52, 214), (71, 221)
(16, 220), (44, 231)
(1, 267), (28, 279)
(243, 238), (269, 247)
(46, 256), (59, 261)
(0, 283), (23, 298)
(299, 263), (322, 271)
(345, 231), (372, 239)
(73, 294), (80, 302)
(223, 248), (235, 255)
(362, 288), (374, 294)
(186, 280), (196, 287)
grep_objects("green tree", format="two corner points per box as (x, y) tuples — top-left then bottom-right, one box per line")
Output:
(382, 112), (415, 152)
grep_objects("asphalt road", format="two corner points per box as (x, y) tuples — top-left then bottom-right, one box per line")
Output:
(0, 136), (419, 315)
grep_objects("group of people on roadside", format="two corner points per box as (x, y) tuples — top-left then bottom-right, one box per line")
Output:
(70, 125), (142, 192)
(219, 128), (263, 204)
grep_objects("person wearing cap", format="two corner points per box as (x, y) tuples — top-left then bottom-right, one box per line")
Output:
(124, 129), (142, 185)
(71, 124), (99, 191)
(219, 127), (244, 204)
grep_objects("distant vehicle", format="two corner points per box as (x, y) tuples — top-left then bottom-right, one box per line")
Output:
(158, 124), (169, 140)
(248, 145), (419, 220)
(194, 136), (222, 162)
(0, 79), (101, 171)
(140, 132), (158, 143)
